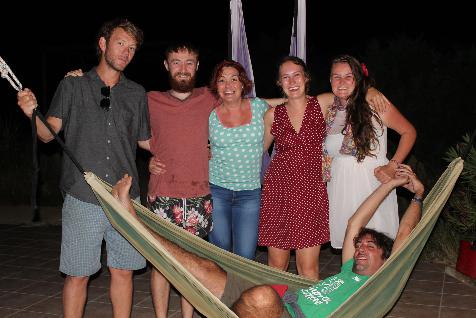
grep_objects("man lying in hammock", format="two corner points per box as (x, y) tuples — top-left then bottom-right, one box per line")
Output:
(112, 164), (424, 318)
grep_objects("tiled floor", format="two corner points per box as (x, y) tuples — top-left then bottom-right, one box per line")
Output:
(0, 224), (475, 317)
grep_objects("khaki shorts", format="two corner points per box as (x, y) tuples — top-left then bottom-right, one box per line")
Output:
(220, 272), (292, 318)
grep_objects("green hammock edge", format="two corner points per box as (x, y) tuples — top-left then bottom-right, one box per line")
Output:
(87, 176), (238, 318)
(329, 157), (463, 317)
(86, 157), (463, 318)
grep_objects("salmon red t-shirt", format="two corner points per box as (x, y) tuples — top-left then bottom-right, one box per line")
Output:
(147, 88), (217, 198)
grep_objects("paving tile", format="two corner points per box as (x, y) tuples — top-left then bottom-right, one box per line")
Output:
(414, 261), (445, 272)
(82, 286), (109, 303)
(167, 311), (183, 318)
(33, 259), (59, 270)
(23, 296), (63, 315)
(0, 238), (34, 247)
(404, 279), (444, 293)
(320, 263), (341, 274)
(0, 265), (22, 278)
(2, 256), (52, 268)
(44, 273), (64, 284)
(83, 301), (113, 317)
(0, 292), (48, 310)
(28, 249), (60, 260)
(0, 246), (39, 257)
(133, 276), (151, 293)
(168, 290), (182, 309)
(0, 278), (37, 292)
(130, 305), (156, 318)
(16, 281), (62, 297)
(133, 292), (154, 308)
(19, 240), (60, 250)
(0, 307), (19, 317)
(88, 274), (110, 289)
(440, 307), (476, 318)
(441, 294), (476, 310)
(7, 268), (60, 281)
(444, 281), (476, 296)
(410, 269), (445, 281)
(398, 290), (442, 306)
(387, 303), (439, 317)
(444, 275), (461, 283)
(319, 272), (336, 280)
(7, 310), (60, 317)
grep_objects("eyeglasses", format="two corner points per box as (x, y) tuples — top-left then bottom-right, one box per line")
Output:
(100, 86), (111, 111)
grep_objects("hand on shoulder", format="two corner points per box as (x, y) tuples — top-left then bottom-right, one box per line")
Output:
(64, 69), (84, 78)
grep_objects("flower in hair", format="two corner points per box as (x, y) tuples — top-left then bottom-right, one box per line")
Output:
(361, 63), (369, 77)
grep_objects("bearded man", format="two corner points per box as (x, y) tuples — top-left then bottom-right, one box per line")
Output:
(146, 42), (219, 318)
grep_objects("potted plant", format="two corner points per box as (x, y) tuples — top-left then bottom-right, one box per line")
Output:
(444, 130), (476, 278)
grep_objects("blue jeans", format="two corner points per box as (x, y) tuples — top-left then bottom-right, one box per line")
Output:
(208, 183), (261, 260)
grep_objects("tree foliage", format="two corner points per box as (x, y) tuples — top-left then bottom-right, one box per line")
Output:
(443, 131), (476, 241)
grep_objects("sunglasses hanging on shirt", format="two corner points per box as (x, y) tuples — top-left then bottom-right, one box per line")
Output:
(100, 86), (111, 111)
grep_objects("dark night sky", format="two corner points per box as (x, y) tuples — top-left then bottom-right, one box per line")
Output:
(0, 1), (473, 204)
(1, 0), (473, 106)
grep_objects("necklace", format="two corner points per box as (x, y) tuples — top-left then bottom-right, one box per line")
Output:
(335, 98), (347, 111)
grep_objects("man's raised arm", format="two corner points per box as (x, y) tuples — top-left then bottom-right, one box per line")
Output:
(341, 164), (422, 263)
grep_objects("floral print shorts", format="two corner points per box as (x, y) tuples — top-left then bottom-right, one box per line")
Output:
(148, 194), (213, 238)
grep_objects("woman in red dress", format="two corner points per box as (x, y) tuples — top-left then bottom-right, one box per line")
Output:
(258, 56), (329, 280)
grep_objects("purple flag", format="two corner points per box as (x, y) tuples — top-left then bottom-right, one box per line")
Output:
(289, 0), (307, 62)
(229, 0), (256, 97)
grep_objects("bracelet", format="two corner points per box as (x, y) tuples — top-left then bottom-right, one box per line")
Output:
(411, 195), (423, 206)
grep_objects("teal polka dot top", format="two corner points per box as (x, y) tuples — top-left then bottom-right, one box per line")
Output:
(209, 98), (268, 191)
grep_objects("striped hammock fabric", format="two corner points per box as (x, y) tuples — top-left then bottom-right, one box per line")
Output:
(85, 157), (463, 318)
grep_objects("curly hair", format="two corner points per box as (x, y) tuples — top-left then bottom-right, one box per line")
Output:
(96, 18), (144, 59)
(354, 228), (394, 260)
(331, 55), (383, 162)
(209, 60), (253, 98)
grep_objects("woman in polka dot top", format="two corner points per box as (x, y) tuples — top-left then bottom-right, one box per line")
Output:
(258, 56), (330, 281)
(207, 60), (274, 260)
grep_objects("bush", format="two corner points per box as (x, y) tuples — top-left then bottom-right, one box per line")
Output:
(443, 131), (476, 242)
(422, 131), (476, 264)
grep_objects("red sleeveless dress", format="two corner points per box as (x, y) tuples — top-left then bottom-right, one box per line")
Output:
(258, 97), (329, 249)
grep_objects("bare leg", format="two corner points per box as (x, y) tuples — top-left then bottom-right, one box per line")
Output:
(109, 267), (133, 318)
(149, 227), (227, 298)
(181, 296), (194, 318)
(151, 256), (197, 318)
(296, 245), (321, 280)
(113, 175), (227, 299)
(151, 268), (170, 318)
(150, 252), (195, 318)
(267, 246), (291, 271)
(63, 275), (88, 318)
(231, 285), (284, 318)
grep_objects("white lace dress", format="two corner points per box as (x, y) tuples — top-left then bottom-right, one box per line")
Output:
(326, 108), (398, 248)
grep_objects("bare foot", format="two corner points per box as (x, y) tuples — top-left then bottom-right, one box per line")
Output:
(112, 174), (133, 209)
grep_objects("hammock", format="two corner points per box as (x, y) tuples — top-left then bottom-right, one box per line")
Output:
(85, 157), (463, 318)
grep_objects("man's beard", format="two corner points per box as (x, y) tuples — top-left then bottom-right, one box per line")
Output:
(169, 72), (196, 93)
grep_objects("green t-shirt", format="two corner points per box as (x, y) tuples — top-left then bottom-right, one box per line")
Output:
(209, 98), (268, 191)
(287, 259), (369, 318)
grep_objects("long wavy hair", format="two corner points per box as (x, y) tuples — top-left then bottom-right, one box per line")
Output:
(331, 55), (383, 162)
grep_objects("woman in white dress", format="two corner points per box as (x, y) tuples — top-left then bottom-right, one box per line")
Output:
(322, 55), (416, 248)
